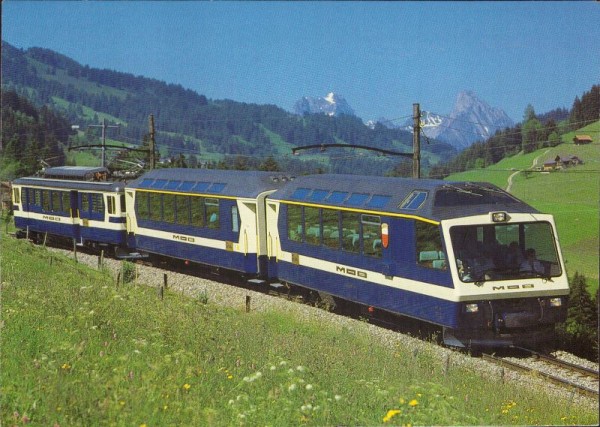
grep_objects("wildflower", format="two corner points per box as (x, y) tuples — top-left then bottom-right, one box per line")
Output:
(296, 365), (306, 372)
(183, 383), (191, 391)
(227, 374), (233, 380)
(270, 365), (277, 371)
(334, 395), (342, 401)
(288, 383), (297, 392)
(409, 399), (418, 407)
(305, 384), (313, 391)
(61, 363), (71, 370)
(383, 409), (401, 423)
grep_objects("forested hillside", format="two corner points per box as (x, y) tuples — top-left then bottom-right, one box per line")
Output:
(0, 90), (72, 179)
(1, 41), (456, 176)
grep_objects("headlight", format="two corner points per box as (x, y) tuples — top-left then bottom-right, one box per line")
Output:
(549, 297), (562, 307)
(465, 303), (479, 313)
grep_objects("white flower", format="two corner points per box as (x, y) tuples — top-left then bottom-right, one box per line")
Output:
(296, 365), (306, 372)
(288, 383), (297, 392)
(334, 395), (342, 401)
(305, 384), (313, 391)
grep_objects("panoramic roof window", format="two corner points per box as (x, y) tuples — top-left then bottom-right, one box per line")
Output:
(150, 179), (168, 189)
(327, 191), (348, 204)
(208, 183), (226, 193)
(309, 189), (329, 202)
(179, 181), (195, 191)
(367, 195), (391, 209)
(400, 191), (428, 210)
(192, 182), (211, 192)
(291, 188), (311, 200)
(139, 178), (154, 188)
(165, 180), (181, 190)
(345, 193), (369, 206)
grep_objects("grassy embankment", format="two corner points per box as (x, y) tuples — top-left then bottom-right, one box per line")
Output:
(447, 121), (600, 293)
(1, 230), (597, 426)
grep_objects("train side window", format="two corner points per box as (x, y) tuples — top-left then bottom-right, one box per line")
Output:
(107, 196), (116, 215)
(91, 194), (104, 214)
(120, 195), (126, 213)
(342, 211), (360, 253)
(176, 195), (191, 225)
(305, 206), (321, 245)
(135, 192), (149, 220)
(42, 190), (51, 211)
(81, 194), (90, 214)
(62, 192), (71, 215)
(163, 194), (176, 223)
(13, 188), (20, 204)
(287, 204), (303, 242)
(362, 215), (382, 258)
(322, 209), (340, 249)
(34, 189), (42, 207)
(416, 221), (445, 269)
(148, 193), (162, 221)
(206, 198), (219, 229)
(231, 206), (239, 233)
(51, 191), (61, 213)
(191, 197), (205, 227)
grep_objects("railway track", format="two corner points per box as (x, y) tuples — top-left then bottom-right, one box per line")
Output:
(481, 349), (599, 399)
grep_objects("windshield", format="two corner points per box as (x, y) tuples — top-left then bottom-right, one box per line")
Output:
(450, 222), (562, 283)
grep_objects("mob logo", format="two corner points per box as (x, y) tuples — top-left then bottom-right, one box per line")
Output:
(173, 234), (195, 243)
(336, 266), (368, 279)
(492, 284), (535, 291)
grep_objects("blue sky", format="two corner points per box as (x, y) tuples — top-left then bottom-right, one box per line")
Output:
(3, 1), (599, 122)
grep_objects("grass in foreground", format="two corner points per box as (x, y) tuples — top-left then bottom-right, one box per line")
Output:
(1, 235), (597, 426)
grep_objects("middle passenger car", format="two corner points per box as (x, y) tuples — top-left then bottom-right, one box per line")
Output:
(125, 169), (292, 275)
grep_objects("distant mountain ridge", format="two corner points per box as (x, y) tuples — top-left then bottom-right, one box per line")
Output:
(1, 40), (458, 176)
(293, 92), (356, 117)
(379, 91), (514, 151)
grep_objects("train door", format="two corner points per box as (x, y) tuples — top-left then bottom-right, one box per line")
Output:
(255, 190), (279, 278)
(70, 190), (81, 242)
(265, 200), (280, 279)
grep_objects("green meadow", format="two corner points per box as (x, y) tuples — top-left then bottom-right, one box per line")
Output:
(448, 121), (600, 293)
(1, 232), (597, 426)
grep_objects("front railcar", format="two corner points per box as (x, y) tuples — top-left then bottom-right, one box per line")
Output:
(437, 202), (569, 349)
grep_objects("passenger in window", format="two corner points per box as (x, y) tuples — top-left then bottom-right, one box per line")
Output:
(505, 241), (524, 270)
(520, 248), (544, 274)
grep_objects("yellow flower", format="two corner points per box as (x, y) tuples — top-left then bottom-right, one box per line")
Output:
(61, 363), (71, 370)
(183, 383), (191, 391)
(383, 409), (401, 423)
(399, 398), (405, 404)
(408, 399), (418, 407)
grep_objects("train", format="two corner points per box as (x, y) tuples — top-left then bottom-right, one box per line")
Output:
(11, 166), (570, 349)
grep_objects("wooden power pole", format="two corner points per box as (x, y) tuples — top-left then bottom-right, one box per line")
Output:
(412, 103), (421, 179)
(149, 114), (156, 170)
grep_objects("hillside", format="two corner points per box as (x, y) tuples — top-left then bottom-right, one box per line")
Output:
(447, 121), (600, 291)
(0, 41), (455, 176)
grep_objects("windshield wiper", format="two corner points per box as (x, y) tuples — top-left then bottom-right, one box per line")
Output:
(442, 184), (483, 197)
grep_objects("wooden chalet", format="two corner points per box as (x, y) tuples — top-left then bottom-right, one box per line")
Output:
(573, 135), (593, 145)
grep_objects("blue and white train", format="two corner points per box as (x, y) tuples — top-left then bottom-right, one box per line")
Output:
(11, 166), (570, 348)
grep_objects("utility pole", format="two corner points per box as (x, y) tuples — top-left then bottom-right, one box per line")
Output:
(412, 103), (421, 179)
(149, 114), (156, 170)
(88, 118), (119, 168)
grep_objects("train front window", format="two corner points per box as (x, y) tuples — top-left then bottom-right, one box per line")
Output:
(450, 222), (561, 282)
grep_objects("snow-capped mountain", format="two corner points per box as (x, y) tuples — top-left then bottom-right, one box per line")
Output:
(293, 92), (356, 117)
(428, 91), (514, 150)
(390, 91), (514, 150)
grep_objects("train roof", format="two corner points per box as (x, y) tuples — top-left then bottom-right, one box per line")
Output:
(127, 168), (294, 198)
(268, 174), (538, 221)
(12, 176), (126, 192)
(43, 166), (109, 180)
